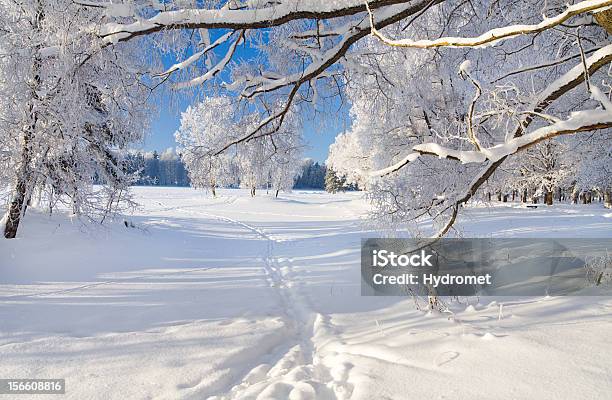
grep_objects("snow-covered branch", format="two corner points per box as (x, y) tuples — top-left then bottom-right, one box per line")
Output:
(242, 1), (438, 98)
(98, 0), (416, 44)
(368, 0), (612, 49)
(157, 31), (235, 77)
(370, 107), (611, 179)
(371, 43), (612, 177)
(204, 0), (441, 152)
(173, 31), (244, 89)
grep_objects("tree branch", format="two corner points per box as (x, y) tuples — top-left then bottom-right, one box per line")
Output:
(368, 0), (612, 49)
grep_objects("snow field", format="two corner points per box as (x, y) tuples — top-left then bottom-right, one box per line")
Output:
(1, 187), (612, 399)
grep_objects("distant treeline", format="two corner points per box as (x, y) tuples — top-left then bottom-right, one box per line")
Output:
(125, 150), (190, 186)
(293, 159), (326, 189)
(125, 150), (327, 189)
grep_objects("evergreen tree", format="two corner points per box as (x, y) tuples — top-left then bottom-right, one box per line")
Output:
(294, 159), (326, 189)
(325, 168), (345, 193)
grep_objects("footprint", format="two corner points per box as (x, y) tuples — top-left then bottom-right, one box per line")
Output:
(288, 382), (316, 400)
(244, 364), (271, 384)
(256, 382), (294, 400)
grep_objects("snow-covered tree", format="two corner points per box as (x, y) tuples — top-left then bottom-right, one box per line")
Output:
(175, 96), (243, 195)
(0, 0), (152, 237)
(575, 133), (612, 207)
(267, 144), (302, 198)
(357, 0), (612, 235)
(508, 140), (575, 205)
(177, 95), (303, 197)
(3, 0), (612, 238)
(325, 168), (346, 194)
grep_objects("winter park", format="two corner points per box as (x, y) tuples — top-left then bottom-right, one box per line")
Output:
(1, 1), (612, 399)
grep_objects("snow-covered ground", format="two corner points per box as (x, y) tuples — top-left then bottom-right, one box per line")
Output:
(1, 187), (611, 399)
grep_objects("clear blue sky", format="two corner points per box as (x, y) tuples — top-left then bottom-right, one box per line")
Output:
(140, 33), (351, 163)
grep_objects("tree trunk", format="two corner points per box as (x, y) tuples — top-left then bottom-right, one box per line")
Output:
(595, 8), (612, 34)
(496, 192), (502, 201)
(604, 190), (612, 209)
(4, 1), (43, 239)
(4, 101), (36, 239)
(487, 192), (491, 202)
(544, 191), (553, 206)
(521, 189), (527, 203)
(503, 194), (508, 202)
(275, 189), (280, 198)
(4, 174), (30, 239)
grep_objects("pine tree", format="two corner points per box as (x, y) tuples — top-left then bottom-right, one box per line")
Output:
(325, 168), (345, 193)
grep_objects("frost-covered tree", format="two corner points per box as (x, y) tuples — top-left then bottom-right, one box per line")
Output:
(175, 96), (243, 196)
(0, 0), (152, 238)
(177, 95), (303, 197)
(354, 0), (612, 235)
(3, 0), (612, 238)
(325, 168), (346, 194)
(575, 133), (612, 207)
(267, 142), (302, 198)
(508, 140), (575, 205)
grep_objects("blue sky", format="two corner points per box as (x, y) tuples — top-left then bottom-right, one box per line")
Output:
(140, 32), (351, 163)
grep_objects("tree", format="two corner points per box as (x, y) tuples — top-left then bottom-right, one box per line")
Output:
(360, 0), (611, 235)
(325, 168), (346, 194)
(144, 151), (161, 185)
(3, 0), (612, 238)
(176, 95), (303, 197)
(575, 133), (612, 207)
(268, 141), (302, 197)
(175, 96), (242, 196)
(0, 0), (151, 237)
(294, 160), (326, 189)
(509, 140), (574, 205)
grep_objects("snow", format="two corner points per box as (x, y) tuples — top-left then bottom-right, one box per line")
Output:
(98, 0), (390, 44)
(414, 143), (487, 163)
(371, 100), (612, 176)
(368, 152), (420, 177)
(1, 187), (612, 399)
(458, 59), (472, 74)
(530, 43), (612, 109)
(370, 0), (612, 49)
(173, 32), (242, 89)
(485, 108), (612, 162)
(160, 31), (233, 76)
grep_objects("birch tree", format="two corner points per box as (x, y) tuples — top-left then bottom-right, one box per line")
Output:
(0, 0), (152, 238)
